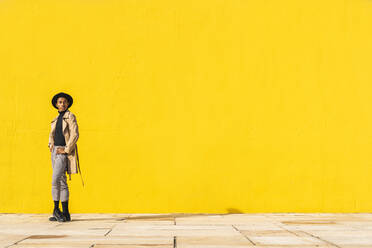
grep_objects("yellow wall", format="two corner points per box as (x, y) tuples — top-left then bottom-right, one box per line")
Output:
(1, 0), (372, 213)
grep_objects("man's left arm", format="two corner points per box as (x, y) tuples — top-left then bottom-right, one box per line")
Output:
(64, 114), (79, 154)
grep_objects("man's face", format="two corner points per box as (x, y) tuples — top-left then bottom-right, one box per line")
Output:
(56, 97), (69, 112)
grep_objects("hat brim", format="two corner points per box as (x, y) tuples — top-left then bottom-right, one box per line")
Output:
(52, 92), (73, 109)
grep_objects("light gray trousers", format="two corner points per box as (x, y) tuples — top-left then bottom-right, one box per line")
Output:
(51, 145), (69, 202)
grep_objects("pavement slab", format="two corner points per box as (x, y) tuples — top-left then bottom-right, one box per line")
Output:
(0, 213), (371, 248)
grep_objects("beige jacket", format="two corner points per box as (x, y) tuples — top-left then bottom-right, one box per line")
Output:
(48, 110), (80, 178)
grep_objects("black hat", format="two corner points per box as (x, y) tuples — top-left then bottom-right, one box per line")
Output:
(52, 92), (73, 109)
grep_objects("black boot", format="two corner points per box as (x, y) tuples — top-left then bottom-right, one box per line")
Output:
(49, 216), (57, 221)
(63, 212), (71, 222)
(49, 201), (58, 221)
(62, 200), (71, 222)
(53, 208), (66, 222)
(51, 200), (66, 222)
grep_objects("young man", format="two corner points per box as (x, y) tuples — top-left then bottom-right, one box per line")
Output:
(48, 92), (80, 222)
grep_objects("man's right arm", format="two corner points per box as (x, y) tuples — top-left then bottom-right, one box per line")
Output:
(48, 125), (54, 151)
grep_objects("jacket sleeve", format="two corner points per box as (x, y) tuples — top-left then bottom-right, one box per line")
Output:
(64, 114), (79, 154)
(48, 123), (54, 148)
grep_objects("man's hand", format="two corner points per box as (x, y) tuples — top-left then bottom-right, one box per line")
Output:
(49, 144), (54, 152)
(56, 147), (67, 154)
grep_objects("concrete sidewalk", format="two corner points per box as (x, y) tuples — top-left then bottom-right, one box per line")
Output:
(0, 213), (371, 247)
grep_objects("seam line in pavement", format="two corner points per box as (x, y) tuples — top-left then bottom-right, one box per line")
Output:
(4, 236), (31, 248)
(232, 224), (256, 245)
(104, 228), (113, 236)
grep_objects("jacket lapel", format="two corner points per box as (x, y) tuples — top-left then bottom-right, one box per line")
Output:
(51, 110), (70, 133)
(62, 111), (69, 133)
